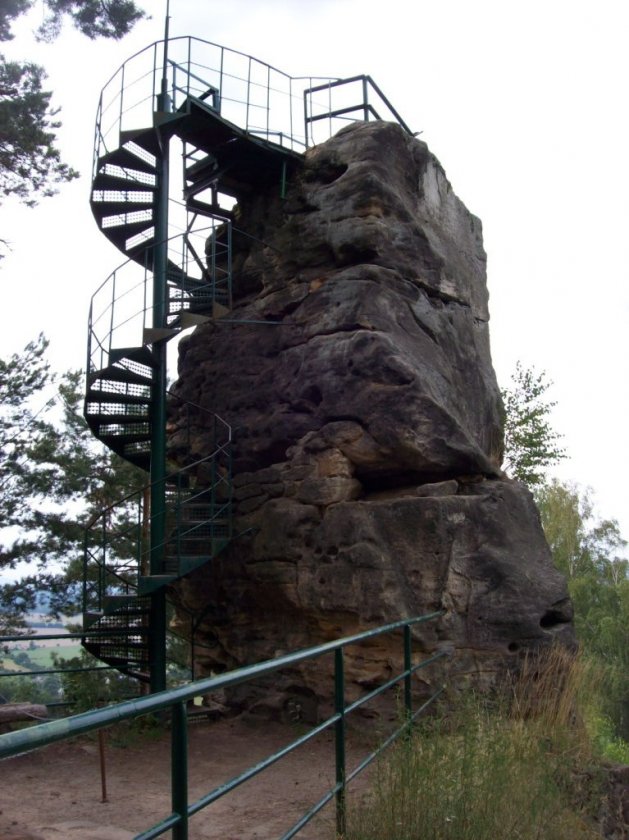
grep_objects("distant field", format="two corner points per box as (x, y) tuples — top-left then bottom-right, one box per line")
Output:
(3, 644), (83, 670)
(0, 658), (23, 672)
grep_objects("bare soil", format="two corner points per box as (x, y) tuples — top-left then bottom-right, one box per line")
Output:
(0, 713), (376, 840)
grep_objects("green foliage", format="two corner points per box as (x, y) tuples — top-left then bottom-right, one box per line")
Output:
(0, 671), (61, 704)
(0, 0), (145, 207)
(33, 0), (146, 42)
(52, 649), (137, 713)
(0, 57), (78, 205)
(501, 362), (566, 487)
(344, 663), (602, 840)
(0, 336), (145, 632)
(535, 479), (629, 739)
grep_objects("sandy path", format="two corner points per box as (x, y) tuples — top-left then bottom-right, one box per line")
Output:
(0, 714), (375, 840)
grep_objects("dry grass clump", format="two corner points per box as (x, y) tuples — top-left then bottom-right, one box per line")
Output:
(343, 646), (604, 840)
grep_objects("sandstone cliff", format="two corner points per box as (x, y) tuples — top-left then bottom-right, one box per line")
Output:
(169, 121), (573, 715)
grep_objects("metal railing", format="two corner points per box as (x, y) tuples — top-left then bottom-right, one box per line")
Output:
(93, 37), (334, 167)
(304, 74), (414, 147)
(86, 224), (232, 378)
(83, 408), (232, 613)
(0, 613), (446, 839)
(93, 37), (414, 171)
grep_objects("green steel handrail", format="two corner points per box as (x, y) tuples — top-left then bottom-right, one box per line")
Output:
(0, 613), (447, 840)
(93, 36), (413, 172)
(86, 224), (230, 377)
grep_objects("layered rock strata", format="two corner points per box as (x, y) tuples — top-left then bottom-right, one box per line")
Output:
(169, 121), (573, 716)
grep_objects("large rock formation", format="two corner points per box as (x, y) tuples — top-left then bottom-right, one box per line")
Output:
(169, 121), (573, 715)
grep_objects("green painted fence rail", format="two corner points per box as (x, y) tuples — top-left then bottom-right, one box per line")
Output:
(0, 612), (447, 839)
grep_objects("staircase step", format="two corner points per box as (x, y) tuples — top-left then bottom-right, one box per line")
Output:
(119, 127), (160, 156)
(110, 346), (156, 369)
(92, 170), (158, 192)
(89, 411), (150, 425)
(98, 217), (157, 240)
(88, 365), (153, 387)
(91, 200), (155, 221)
(100, 430), (150, 446)
(103, 594), (145, 611)
(98, 145), (157, 174)
(86, 390), (151, 408)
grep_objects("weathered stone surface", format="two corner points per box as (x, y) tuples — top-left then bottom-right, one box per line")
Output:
(169, 120), (574, 712)
(172, 121), (503, 482)
(174, 456), (573, 708)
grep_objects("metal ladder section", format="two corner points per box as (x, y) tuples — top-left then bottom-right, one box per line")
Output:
(82, 88), (299, 680)
(82, 414), (232, 682)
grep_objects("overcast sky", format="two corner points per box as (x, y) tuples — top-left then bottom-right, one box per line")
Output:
(2, 0), (628, 543)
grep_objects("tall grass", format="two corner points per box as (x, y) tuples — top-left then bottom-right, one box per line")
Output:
(344, 647), (607, 840)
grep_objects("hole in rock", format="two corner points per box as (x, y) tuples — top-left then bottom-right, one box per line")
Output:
(508, 642), (519, 653)
(540, 609), (571, 629)
(328, 546), (338, 556)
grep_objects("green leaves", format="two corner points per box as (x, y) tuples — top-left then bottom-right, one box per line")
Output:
(0, 0), (145, 207)
(0, 336), (144, 628)
(0, 57), (78, 205)
(535, 479), (629, 738)
(501, 362), (566, 487)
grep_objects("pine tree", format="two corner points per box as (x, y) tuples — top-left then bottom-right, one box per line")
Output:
(0, 0), (145, 207)
(501, 362), (566, 487)
(0, 337), (145, 632)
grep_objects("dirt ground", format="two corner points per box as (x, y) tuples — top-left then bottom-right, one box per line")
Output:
(0, 713), (376, 840)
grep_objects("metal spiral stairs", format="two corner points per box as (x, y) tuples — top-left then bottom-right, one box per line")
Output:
(80, 37), (414, 689)
(81, 82), (297, 686)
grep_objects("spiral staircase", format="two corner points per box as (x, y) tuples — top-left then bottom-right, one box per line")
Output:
(80, 36), (414, 690)
(81, 42), (302, 689)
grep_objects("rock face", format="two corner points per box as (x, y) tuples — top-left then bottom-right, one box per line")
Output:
(170, 121), (574, 715)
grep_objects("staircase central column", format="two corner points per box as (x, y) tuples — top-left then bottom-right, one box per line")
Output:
(148, 83), (172, 694)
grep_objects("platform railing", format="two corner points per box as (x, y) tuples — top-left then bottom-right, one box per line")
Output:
(93, 37), (414, 174)
(0, 613), (447, 840)
(303, 74), (414, 147)
(93, 37), (338, 169)
(86, 224), (230, 378)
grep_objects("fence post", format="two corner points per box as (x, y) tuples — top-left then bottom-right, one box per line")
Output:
(404, 623), (412, 719)
(334, 647), (346, 837)
(172, 700), (189, 839)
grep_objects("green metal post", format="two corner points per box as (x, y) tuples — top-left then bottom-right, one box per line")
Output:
(171, 700), (189, 839)
(148, 23), (172, 695)
(280, 160), (287, 199)
(334, 648), (346, 837)
(404, 624), (412, 719)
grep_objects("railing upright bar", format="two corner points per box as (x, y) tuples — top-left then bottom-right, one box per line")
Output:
(219, 45), (224, 113)
(99, 517), (106, 611)
(119, 63), (125, 135)
(362, 75), (369, 121)
(334, 647), (346, 837)
(266, 64), (271, 139)
(171, 701), (189, 840)
(109, 269), (116, 358)
(404, 623), (412, 718)
(246, 56), (251, 130)
(152, 42), (158, 111)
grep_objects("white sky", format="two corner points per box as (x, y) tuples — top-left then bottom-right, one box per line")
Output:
(1, 0), (628, 544)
